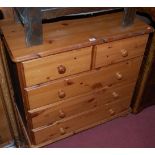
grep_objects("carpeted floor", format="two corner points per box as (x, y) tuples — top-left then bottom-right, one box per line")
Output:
(45, 105), (155, 148)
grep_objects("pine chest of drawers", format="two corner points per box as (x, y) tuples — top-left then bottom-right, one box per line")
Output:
(1, 12), (153, 147)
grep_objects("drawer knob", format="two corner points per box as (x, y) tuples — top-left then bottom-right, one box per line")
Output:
(58, 90), (66, 98)
(109, 109), (115, 116)
(59, 110), (66, 118)
(59, 127), (66, 135)
(115, 72), (123, 80)
(57, 65), (66, 74)
(121, 49), (128, 57)
(112, 92), (119, 99)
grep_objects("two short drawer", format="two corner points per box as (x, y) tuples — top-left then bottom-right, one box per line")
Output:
(20, 35), (148, 88)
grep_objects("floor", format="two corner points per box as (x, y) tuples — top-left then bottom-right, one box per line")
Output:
(45, 105), (155, 148)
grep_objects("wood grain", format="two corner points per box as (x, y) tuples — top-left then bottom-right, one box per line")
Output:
(0, 32), (20, 147)
(0, 8), (14, 19)
(12, 95), (131, 148)
(132, 33), (155, 113)
(22, 46), (92, 87)
(32, 96), (131, 145)
(1, 12), (153, 62)
(0, 87), (12, 147)
(25, 57), (143, 110)
(0, 24), (12, 146)
(28, 81), (135, 129)
(95, 34), (148, 68)
(1, 11), (152, 147)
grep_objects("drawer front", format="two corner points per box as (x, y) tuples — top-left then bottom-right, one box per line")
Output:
(32, 96), (131, 145)
(95, 34), (148, 68)
(25, 57), (143, 109)
(22, 47), (92, 87)
(28, 82), (135, 129)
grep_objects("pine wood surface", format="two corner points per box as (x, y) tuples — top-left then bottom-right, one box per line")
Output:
(0, 8), (14, 19)
(13, 93), (130, 148)
(1, 12), (153, 62)
(0, 27), (12, 146)
(0, 19), (15, 28)
(0, 88), (12, 147)
(0, 19), (20, 147)
(132, 33), (155, 113)
(22, 46), (92, 87)
(20, 34), (148, 88)
(25, 56), (143, 110)
(95, 34), (148, 68)
(32, 96), (131, 145)
(1, 12), (153, 147)
(28, 81), (135, 129)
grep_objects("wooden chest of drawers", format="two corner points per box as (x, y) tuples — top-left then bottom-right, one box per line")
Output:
(1, 12), (153, 147)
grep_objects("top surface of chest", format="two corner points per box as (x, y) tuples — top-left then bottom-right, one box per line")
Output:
(1, 12), (153, 63)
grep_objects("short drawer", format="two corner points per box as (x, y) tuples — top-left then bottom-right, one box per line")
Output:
(31, 96), (131, 145)
(25, 56), (142, 109)
(21, 47), (92, 87)
(28, 82), (135, 129)
(95, 34), (148, 68)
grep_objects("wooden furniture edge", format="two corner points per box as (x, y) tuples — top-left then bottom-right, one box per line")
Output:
(1, 12), (154, 63)
(0, 38), (21, 147)
(131, 32), (155, 113)
(8, 30), (154, 63)
(14, 103), (130, 148)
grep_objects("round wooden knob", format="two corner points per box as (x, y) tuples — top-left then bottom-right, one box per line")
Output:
(58, 90), (66, 98)
(115, 72), (123, 80)
(59, 109), (66, 118)
(59, 127), (66, 135)
(112, 92), (119, 99)
(121, 49), (128, 57)
(109, 109), (115, 116)
(57, 65), (66, 74)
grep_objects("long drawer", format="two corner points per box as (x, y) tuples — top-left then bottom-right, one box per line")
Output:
(28, 81), (135, 129)
(31, 96), (131, 145)
(25, 57), (143, 110)
(21, 46), (92, 87)
(95, 34), (148, 68)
